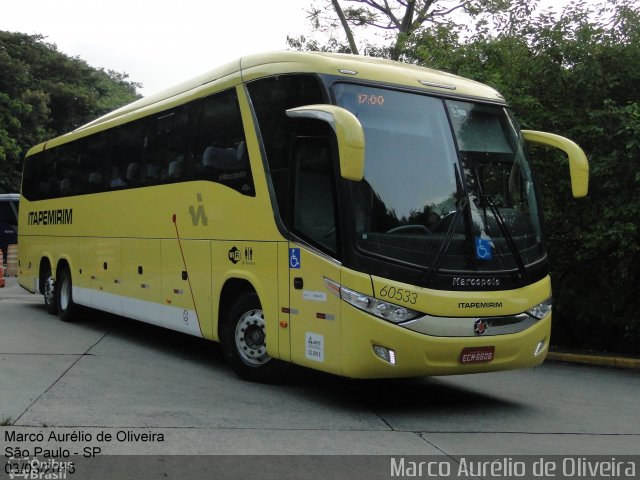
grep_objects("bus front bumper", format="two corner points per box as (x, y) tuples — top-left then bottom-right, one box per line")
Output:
(339, 311), (551, 379)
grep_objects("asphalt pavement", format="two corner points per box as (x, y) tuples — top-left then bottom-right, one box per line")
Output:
(1, 275), (639, 479)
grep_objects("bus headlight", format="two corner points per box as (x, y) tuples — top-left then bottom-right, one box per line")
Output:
(324, 278), (422, 323)
(527, 297), (552, 320)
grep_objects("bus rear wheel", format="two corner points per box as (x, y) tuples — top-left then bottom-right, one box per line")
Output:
(221, 292), (288, 383)
(56, 266), (80, 322)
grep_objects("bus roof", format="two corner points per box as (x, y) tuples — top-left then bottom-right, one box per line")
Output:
(30, 51), (505, 154)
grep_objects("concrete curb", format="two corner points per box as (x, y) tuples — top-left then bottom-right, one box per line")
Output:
(547, 351), (640, 370)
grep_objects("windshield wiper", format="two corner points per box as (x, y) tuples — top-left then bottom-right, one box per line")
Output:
(482, 193), (528, 284)
(424, 164), (467, 285)
(470, 163), (528, 283)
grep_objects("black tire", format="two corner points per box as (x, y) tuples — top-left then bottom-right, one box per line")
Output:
(56, 266), (81, 322)
(221, 292), (289, 383)
(42, 263), (58, 315)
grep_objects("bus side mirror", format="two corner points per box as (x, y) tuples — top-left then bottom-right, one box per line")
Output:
(522, 130), (589, 198)
(286, 105), (365, 181)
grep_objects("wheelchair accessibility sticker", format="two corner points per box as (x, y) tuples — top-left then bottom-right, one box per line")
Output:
(289, 248), (301, 269)
(475, 237), (493, 260)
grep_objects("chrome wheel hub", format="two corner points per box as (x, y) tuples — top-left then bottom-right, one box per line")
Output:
(234, 309), (269, 366)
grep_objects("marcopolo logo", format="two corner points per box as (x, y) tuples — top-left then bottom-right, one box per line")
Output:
(452, 277), (501, 288)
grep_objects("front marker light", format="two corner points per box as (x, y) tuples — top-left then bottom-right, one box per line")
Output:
(534, 338), (547, 357)
(373, 345), (397, 365)
(324, 278), (422, 324)
(527, 297), (552, 320)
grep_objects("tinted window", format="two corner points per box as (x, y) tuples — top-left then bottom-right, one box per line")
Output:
(191, 89), (254, 195)
(136, 108), (188, 185)
(21, 87), (253, 200)
(247, 75), (325, 225)
(291, 135), (338, 254)
(112, 120), (146, 187)
(83, 131), (112, 194)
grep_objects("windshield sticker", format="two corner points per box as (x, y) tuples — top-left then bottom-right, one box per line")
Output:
(475, 237), (493, 260)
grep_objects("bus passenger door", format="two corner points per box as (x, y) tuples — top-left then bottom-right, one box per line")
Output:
(286, 134), (343, 375)
(288, 244), (342, 374)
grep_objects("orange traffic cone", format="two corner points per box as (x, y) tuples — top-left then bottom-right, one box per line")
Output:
(6, 244), (17, 277)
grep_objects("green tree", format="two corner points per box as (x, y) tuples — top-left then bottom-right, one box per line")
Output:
(0, 31), (141, 192)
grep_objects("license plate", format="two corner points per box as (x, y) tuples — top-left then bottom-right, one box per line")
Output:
(459, 346), (495, 364)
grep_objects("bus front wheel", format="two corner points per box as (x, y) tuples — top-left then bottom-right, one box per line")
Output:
(56, 266), (80, 323)
(221, 292), (288, 383)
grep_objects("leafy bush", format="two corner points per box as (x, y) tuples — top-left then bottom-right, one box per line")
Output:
(0, 31), (141, 192)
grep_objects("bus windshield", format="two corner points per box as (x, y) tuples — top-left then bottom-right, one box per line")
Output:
(333, 83), (544, 277)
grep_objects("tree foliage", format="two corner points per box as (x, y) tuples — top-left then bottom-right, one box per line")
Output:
(0, 31), (141, 193)
(404, 0), (640, 353)
(288, 0), (519, 59)
(293, 0), (640, 353)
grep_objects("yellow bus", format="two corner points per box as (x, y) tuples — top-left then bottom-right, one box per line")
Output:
(18, 51), (588, 382)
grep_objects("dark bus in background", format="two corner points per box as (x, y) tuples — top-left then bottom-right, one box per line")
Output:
(0, 194), (19, 261)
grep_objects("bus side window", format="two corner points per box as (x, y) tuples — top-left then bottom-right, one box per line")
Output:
(83, 131), (111, 193)
(290, 134), (338, 255)
(191, 89), (254, 196)
(143, 108), (188, 185)
(246, 74), (326, 227)
(23, 151), (55, 200)
(52, 142), (82, 197)
(114, 122), (146, 186)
